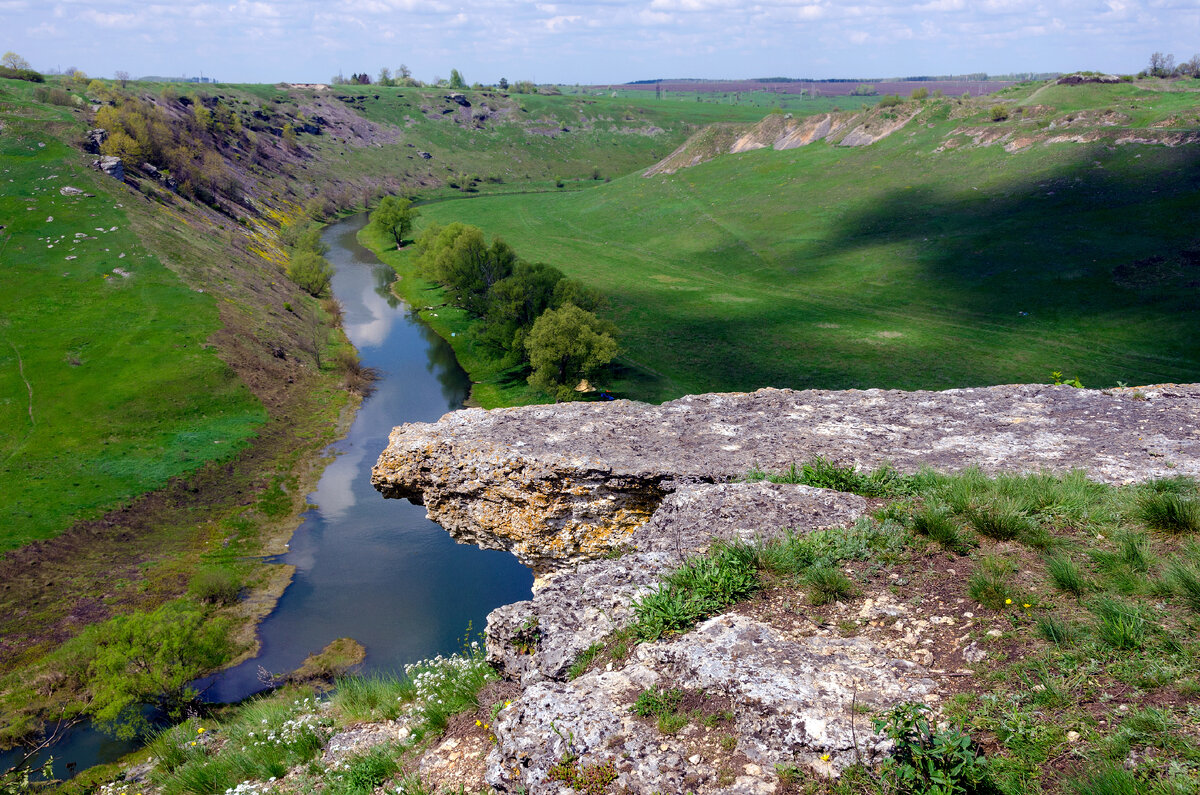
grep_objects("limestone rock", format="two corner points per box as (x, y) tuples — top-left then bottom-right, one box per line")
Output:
(373, 384), (1200, 572)
(485, 482), (867, 684)
(92, 155), (124, 181)
(485, 614), (935, 793)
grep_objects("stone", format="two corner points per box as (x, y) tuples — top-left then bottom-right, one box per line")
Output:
(92, 156), (124, 181)
(484, 614), (935, 793)
(373, 385), (1200, 572)
(485, 482), (866, 683)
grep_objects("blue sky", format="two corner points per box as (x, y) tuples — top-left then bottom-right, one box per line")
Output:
(4, 0), (1198, 84)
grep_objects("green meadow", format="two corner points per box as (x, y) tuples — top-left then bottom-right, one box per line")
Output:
(0, 80), (264, 550)
(407, 80), (1200, 402)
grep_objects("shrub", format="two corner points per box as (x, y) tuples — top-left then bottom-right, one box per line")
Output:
(878, 94), (905, 108)
(188, 566), (242, 605)
(990, 105), (1009, 121)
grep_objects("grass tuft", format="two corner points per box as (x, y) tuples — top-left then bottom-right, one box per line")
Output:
(967, 497), (1037, 541)
(910, 505), (975, 554)
(967, 557), (1015, 610)
(1137, 490), (1200, 534)
(1091, 597), (1148, 650)
(1045, 554), (1090, 596)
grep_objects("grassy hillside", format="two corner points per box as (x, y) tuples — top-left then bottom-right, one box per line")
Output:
(407, 79), (1200, 402)
(0, 80), (266, 550)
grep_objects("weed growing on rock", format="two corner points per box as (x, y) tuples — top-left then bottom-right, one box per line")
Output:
(874, 702), (994, 795)
(547, 752), (617, 794)
(633, 540), (760, 640)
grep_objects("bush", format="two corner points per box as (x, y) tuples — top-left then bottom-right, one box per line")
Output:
(0, 65), (44, 83)
(990, 105), (1009, 122)
(878, 94), (905, 108)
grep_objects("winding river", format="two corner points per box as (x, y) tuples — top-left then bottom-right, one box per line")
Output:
(4, 213), (533, 778)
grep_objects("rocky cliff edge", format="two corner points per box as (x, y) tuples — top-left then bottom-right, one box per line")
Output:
(370, 384), (1200, 792)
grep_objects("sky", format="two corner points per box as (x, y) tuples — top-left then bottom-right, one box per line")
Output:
(3, 0), (1199, 85)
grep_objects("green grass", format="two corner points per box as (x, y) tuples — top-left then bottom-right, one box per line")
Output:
(402, 82), (1200, 403)
(0, 78), (265, 550)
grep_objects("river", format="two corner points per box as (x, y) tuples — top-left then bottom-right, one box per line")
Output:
(3, 213), (533, 779)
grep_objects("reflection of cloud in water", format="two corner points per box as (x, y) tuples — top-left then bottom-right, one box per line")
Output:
(311, 445), (366, 522)
(346, 284), (399, 348)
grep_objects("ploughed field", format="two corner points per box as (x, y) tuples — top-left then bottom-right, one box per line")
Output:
(410, 78), (1200, 402)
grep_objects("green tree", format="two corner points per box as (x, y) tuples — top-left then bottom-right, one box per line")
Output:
(287, 250), (334, 297)
(910, 86), (929, 100)
(370, 195), (419, 248)
(525, 304), (618, 400)
(483, 261), (565, 353)
(75, 601), (232, 738)
(377, 66), (392, 86)
(449, 68), (466, 89)
(498, 77), (509, 90)
(1, 51), (31, 70)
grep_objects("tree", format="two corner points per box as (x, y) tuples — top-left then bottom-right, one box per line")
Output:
(1179, 54), (1200, 78)
(525, 304), (618, 400)
(1, 51), (30, 70)
(910, 87), (929, 100)
(114, 69), (130, 88)
(377, 66), (392, 86)
(74, 601), (232, 738)
(482, 261), (565, 353)
(449, 68), (466, 89)
(1149, 52), (1176, 78)
(498, 77), (509, 90)
(370, 195), (419, 248)
(287, 250), (334, 297)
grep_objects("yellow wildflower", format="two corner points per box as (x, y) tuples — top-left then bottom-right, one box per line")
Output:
(1005, 598), (1012, 605)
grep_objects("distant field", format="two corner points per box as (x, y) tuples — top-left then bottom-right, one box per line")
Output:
(580, 78), (1014, 97)
(0, 80), (265, 550)
(411, 80), (1200, 402)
